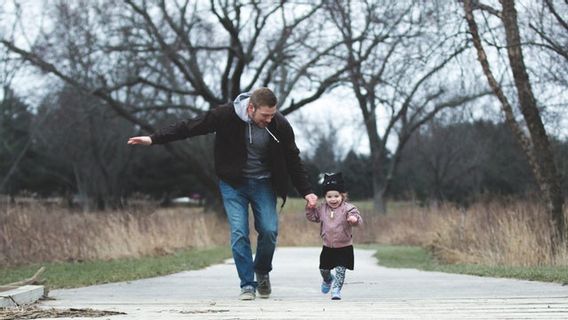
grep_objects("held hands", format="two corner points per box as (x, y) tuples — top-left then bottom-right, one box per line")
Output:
(127, 136), (152, 145)
(347, 215), (358, 225)
(304, 193), (318, 209)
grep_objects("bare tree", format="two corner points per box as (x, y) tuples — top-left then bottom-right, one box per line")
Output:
(463, 0), (566, 244)
(401, 119), (493, 205)
(0, 0), (344, 202)
(527, 0), (568, 85)
(0, 1), (42, 195)
(522, 0), (567, 135)
(34, 86), (135, 210)
(326, 0), (489, 213)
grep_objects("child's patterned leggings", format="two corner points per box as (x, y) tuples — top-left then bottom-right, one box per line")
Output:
(320, 266), (346, 290)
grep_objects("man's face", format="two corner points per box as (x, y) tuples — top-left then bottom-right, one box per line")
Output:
(248, 103), (276, 128)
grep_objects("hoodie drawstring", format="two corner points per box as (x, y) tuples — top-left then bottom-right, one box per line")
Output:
(248, 123), (280, 144)
(248, 122), (252, 144)
(265, 127), (280, 143)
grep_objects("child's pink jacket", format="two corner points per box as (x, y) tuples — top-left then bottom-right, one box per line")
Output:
(306, 201), (362, 248)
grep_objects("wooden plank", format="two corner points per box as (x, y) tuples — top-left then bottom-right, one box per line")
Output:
(0, 286), (19, 293)
(0, 285), (44, 308)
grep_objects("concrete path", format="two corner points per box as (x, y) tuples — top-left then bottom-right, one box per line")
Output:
(40, 247), (567, 319)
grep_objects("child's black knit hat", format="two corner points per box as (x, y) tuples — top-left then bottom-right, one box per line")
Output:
(322, 172), (345, 194)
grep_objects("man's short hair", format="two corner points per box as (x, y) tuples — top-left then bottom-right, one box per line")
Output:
(250, 88), (277, 109)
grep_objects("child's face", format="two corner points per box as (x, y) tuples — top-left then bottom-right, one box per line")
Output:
(325, 190), (343, 209)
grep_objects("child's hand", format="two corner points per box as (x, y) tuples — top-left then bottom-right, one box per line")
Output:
(347, 216), (358, 225)
(304, 193), (318, 209)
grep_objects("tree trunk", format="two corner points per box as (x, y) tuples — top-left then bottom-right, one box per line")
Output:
(370, 147), (387, 214)
(464, 0), (566, 246)
(500, 0), (565, 244)
(372, 184), (387, 214)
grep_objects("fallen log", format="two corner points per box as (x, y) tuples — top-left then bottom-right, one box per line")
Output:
(1, 267), (45, 287)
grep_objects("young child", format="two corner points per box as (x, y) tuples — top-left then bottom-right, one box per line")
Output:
(305, 172), (362, 300)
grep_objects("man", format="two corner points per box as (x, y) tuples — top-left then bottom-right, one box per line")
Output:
(128, 88), (318, 300)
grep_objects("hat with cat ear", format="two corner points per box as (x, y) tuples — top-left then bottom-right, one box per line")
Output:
(322, 172), (345, 194)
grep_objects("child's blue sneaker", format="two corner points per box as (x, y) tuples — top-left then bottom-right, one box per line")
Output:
(331, 287), (341, 300)
(321, 275), (334, 294)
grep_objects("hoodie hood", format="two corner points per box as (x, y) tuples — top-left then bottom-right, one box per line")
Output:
(234, 91), (280, 144)
(233, 92), (252, 123)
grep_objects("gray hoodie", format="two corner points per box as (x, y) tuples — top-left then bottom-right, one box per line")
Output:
(233, 92), (278, 178)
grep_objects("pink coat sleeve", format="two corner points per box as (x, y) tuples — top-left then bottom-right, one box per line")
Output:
(347, 205), (362, 226)
(305, 205), (321, 223)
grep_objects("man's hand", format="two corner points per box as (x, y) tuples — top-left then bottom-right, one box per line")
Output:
(128, 136), (152, 145)
(304, 193), (318, 209)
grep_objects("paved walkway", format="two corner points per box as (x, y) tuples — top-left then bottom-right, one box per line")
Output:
(40, 247), (568, 319)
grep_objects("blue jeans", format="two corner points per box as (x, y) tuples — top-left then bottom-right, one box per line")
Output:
(219, 178), (278, 288)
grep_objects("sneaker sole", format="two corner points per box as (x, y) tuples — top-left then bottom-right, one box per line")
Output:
(258, 293), (270, 299)
(239, 294), (256, 301)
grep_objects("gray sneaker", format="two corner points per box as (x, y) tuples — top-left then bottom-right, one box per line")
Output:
(239, 285), (256, 300)
(256, 272), (271, 298)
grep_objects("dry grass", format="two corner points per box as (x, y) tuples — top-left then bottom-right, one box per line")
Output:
(426, 201), (568, 267)
(2, 197), (567, 268)
(0, 306), (125, 320)
(0, 201), (228, 266)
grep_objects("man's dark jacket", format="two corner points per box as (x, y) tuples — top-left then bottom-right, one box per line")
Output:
(150, 104), (313, 201)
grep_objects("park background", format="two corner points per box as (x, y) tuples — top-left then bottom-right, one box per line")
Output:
(1, 0), (567, 286)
